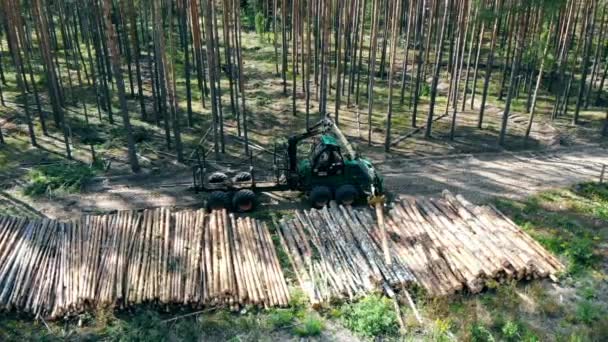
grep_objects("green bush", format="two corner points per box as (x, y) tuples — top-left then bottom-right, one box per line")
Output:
(293, 314), (323, 337)
(501, 320), (521, 341)
(469, 322), (495, 342)
(565, 236), (597, 271)
(24, 163), (97, 197)
(421, 84), (431, 97)
(104, 310), (169, 342)
(268, 309), (295, 329)
(576, 182), (608, 220)
(575, 301), (602, 325)
(577, 182), (608, 202)
(340, 294), (399, 338)
(255, 12), (266, 38)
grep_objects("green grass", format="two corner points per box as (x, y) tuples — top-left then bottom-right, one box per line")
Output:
(495, 182), (608, 275)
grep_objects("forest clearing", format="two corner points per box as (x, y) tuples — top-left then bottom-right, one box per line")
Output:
(0, 0), (607, 340)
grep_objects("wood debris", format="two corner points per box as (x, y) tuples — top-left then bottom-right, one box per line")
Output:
(0, 208), (289, 319)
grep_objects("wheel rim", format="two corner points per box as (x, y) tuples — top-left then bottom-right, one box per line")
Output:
(315, 199), (329, 208)
(238, 201), (253, 212)
(341, 198), (354, 206)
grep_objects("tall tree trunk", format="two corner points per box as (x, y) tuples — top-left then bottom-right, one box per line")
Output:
(478, 0), (503, 129)
(585, 4), (606, 109)
(103, 0), (140, 172)
(292, 0), (298, 117)
(32, 0), (64, 127)
(411, 0), (426, 128)
(367, 0), (380, 144)
(398, 0), (413, 106)
(202, 0), (220, 159)
(384, 0), (402, 151)
(425, 0), (450, 138)
(234, 0), (248, 154)
(282, 0), (288, 94)
(125, 0), (147, 120)
(449, 0), (469, 140)
(499, 8), (528, 146)
(526, 18), (554, 140)
(461, 3), (479, 111)
(4, 0), (36, 147)
(167, 1), (185, 162)
(334, 0), (343, 125)
(573, 1), (596, 125)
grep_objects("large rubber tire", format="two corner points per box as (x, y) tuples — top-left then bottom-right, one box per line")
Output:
(208, 172), (229, 184)
(310, 186), (332, 209)
(335, 184), (358, 206)
(232, 189), (257, 212)
(207, 191), (229, 211)
(232, 171), (252, 183)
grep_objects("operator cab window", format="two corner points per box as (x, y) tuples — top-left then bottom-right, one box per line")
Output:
(312, 143), (344, 177)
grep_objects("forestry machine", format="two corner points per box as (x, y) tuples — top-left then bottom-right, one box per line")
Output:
(193, 117), (384, 212)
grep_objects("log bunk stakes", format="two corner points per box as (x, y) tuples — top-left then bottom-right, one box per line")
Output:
(0, 190), (564, 319)
(0, 208), (289, 319)
(276, 190), (564, 302)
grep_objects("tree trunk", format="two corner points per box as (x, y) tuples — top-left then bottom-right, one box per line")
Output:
(478, 0), (503, 129)
(202, 0), (220, 159)
(526, 19), (554, 140)
(384, 0), (402, 151)
(367, 0), (380, 144)
(573, 1), (596, 125)
(411, 0), (426, 128)
(103, 0), (140, 172)
(4, 0), (36, 147)
(124, 0), (146, 120)
(499, 8), (528, 146)
(32, 0), (64, 128)
(425, 0), (450, 139)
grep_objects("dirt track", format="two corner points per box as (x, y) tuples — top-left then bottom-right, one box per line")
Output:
(3, 145), (603, 219)
(378, 145), (608, 203)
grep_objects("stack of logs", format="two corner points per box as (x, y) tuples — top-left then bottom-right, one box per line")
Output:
(275, 204), (415, 305)
(387, 191), (564, 296)
(0, 208), (289, 319)
(276, 191), (564, 301)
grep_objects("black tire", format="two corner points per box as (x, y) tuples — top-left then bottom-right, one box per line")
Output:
(208, 172), (229, 184)
(232, 171), (252, 183)
(335, 184), (358, 206)
(310, 186), (332, 209)
(232, 189), (257, 212)
(207, 191), (229, 211)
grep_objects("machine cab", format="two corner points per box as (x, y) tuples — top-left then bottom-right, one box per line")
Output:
(309, 135), (345, 177)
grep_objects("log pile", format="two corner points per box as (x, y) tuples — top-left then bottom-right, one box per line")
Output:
(277, 191), (564, 301)
(275, 204), (415, 305)
(0, 208), (289, 319)
(388, 191), (565, 296)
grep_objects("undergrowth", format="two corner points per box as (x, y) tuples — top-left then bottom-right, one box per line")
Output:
(23, 162), (99, 197)
(339, 294), (399, 338)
